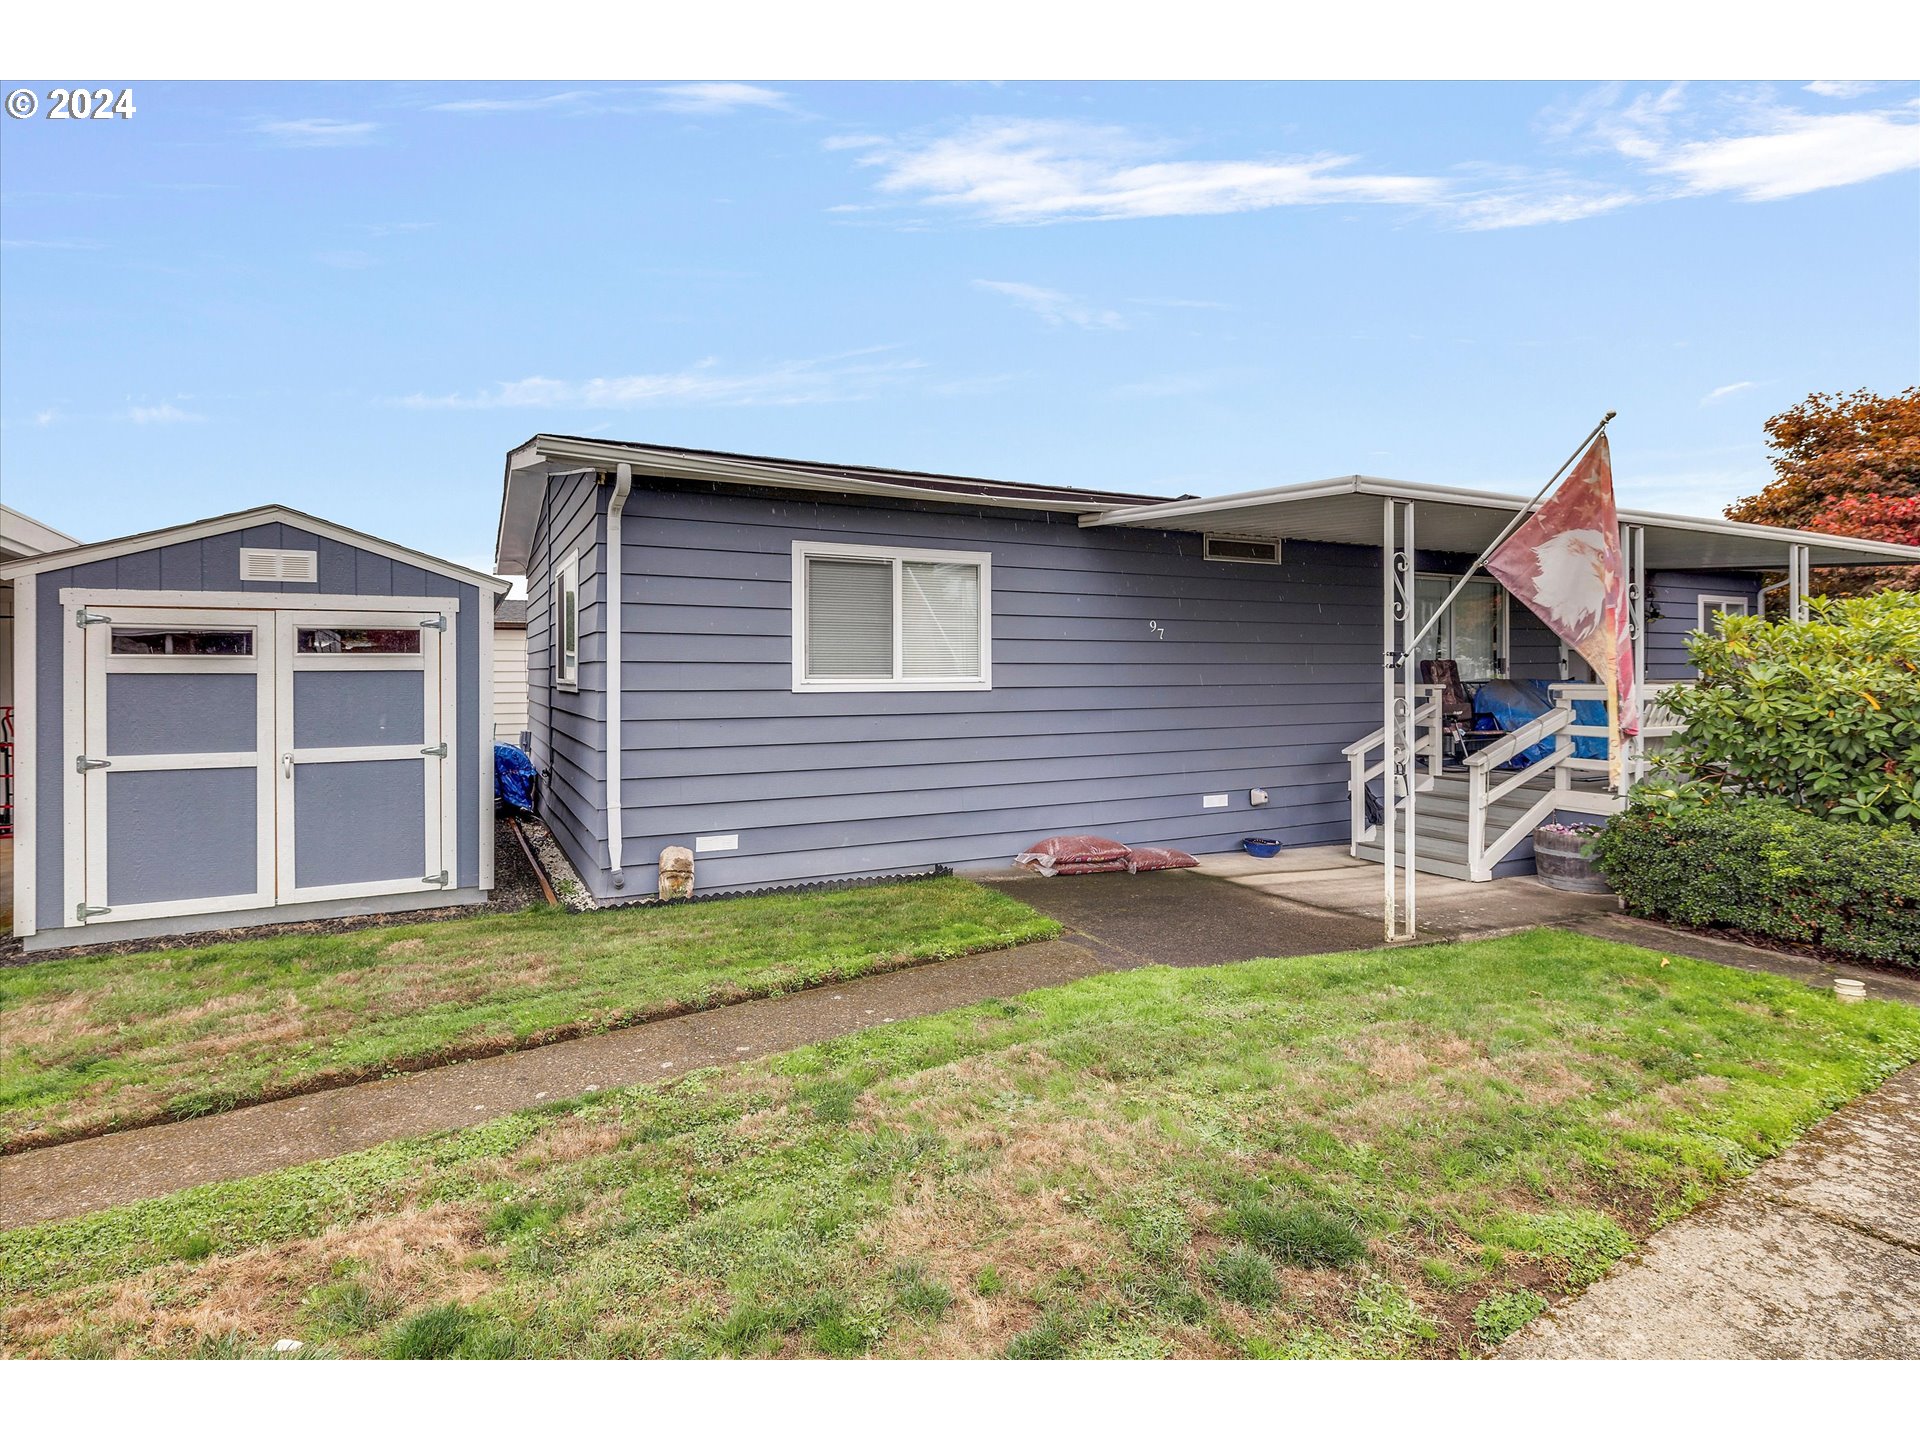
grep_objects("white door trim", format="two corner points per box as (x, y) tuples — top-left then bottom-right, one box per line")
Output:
(274, 607), (453, 905)
(76, 604), (277, 926)
(60, 588), (463, 614)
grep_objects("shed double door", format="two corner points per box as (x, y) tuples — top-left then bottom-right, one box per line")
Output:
(74, 603), (454, 925)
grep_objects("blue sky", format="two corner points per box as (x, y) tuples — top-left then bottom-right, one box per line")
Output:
(3, 79), (1916, 575)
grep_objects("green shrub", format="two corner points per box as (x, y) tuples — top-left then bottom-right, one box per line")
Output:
(1659, 592), (1920, 826)
(1592, 798), (1920, 966)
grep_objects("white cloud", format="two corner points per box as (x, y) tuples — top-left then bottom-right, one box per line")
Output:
(1652, 106), (1920, 200)
(1550, 85), (1920, 203)
(854, 119), (1445, 224)
(1448, 186), (1639, 230)
(1701, 380), (1759, 405)
(398, 350), (919, 411)
(1127, 295), (1231, 311)
(974, 279), (1125, 330)
(844, 95), (1920, 236)
(1805, 81), (1877, 99)
(428, 90), (599, 114)
(647, 83), (791, 115)
(255, 118), (380, 147)
(124, 403), (203, 424)
(0, 237), (105, 250)
(1113, 373), (1222, 399)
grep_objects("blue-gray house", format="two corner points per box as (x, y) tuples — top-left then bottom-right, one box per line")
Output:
(493, 435), (1920, 906)
(2, 505), (507, 951)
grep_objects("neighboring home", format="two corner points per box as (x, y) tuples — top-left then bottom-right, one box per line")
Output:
(1, 505), (78, 715)
(493, 596), (530, 743)
(1, 505), (77, 851)
(1, 505), (507, 950)
(494, 436), (1920, 903)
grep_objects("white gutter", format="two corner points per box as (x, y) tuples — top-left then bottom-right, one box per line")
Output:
(604, 461), (634, 889)
(1080, 472), (1920, 564)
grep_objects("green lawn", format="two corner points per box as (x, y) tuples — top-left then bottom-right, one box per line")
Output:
(4, 928), (1915, 1359)
(0, 878), (1059, 1150)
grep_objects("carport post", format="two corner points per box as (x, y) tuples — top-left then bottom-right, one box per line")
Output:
(1621, 522), (1645, 792)
(1382, 496), (1416, 942)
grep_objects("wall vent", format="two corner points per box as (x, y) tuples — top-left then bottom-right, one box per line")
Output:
(240, 547), (318, 583)
(1203, 532), (1282, 565)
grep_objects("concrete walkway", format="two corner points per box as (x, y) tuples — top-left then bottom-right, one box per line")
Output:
(0, 938), (1116, 1230)
(2, 859), (1600, 1229)
(1506, 1062), (1920, 1359)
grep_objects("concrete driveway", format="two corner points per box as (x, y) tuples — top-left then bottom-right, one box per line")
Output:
(982, 844), (1617, 961)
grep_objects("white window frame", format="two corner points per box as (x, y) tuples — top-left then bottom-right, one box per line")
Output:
(554, 550), (580, 692)
(791, 540), (993, 693)
(1697, 593), (1751, 631)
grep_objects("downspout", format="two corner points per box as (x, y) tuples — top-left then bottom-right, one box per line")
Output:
(604, 461), (633, 889)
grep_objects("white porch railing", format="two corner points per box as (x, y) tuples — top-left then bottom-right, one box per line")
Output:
(1343, 685), (1444, 852)
(1459, 680), (1685, 880)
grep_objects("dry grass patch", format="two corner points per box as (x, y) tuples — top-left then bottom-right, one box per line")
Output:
(0, 878), (1059, 1149)
(4, 930), (1916, 1358)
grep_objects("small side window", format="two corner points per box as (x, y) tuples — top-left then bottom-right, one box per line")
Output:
(1696, 595), (1751, 633)
(556, 552), (580, 690)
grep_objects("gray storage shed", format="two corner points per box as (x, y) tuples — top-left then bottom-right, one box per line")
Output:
(1, 505), (507, 951)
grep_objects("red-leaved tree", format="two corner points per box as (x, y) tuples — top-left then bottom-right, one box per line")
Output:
(1728, 387), (1920, 595)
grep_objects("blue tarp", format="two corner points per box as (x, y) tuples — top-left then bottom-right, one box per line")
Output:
(1472, 679), (1611, 766)
(494, 743), (538, 812)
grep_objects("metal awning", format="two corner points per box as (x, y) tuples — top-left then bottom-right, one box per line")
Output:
(1079, 474), (1920, 570)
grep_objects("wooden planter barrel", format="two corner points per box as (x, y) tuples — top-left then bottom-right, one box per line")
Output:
(1533, 827), (1613, 894)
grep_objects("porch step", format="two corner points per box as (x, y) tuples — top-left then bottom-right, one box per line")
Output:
(1351, 770), (1593, 882)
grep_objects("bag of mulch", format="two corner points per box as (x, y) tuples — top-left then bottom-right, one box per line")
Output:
(1015, 834), (1131, 877)
(1049, 857), (1133, 876)
(1126, 846), (1199, 873)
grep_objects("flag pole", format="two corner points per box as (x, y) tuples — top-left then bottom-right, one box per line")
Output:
(1403, 410), (1616, 656)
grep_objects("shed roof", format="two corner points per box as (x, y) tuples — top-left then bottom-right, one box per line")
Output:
(0, 503), (510, 592)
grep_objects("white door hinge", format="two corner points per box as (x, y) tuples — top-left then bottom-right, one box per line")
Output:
(76, 903), (110, 922)
(75, 608), (114, 628)
(75, 755), (111, 773)
(419, 742), (448, 758)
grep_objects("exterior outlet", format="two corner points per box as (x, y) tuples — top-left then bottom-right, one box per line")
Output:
(1251, 788), (1269, 806)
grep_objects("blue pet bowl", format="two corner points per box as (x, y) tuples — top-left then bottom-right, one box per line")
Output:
(1242, 837), (1284, 859)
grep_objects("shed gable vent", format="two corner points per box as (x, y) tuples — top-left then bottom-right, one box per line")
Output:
(239, 547), (319, 583)
(1203, 533), (1282, 565)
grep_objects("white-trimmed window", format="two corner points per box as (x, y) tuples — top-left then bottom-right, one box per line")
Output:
(1697, 594), (1751, 632)
(792, 540), (991, 691)
(555, 551), (580, 690)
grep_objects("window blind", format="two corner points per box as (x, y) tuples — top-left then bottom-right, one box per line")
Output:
(901, 560), (982, 678)
(807, 556), (893, 678)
